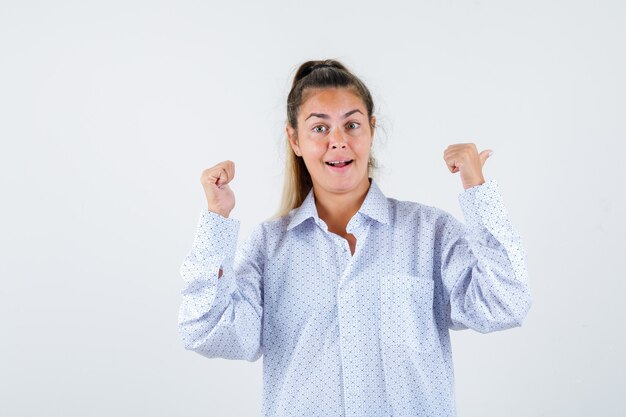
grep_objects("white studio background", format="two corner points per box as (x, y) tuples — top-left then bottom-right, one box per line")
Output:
(1, 1), (624, 416)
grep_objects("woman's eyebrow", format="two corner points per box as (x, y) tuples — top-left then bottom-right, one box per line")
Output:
(305, 109), (363, 121)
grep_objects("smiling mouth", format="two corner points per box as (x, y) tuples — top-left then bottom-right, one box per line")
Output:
(325, 160), (353, 168)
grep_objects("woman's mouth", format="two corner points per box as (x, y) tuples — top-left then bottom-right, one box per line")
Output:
(326, 159), (353, 167)
(325, 159), (353, 172)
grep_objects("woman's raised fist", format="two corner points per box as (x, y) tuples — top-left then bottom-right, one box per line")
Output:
(200, 160), (236, 218)
(443, 143), (492, 190)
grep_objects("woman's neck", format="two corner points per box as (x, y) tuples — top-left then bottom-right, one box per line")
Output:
(313, 177), (371, 235)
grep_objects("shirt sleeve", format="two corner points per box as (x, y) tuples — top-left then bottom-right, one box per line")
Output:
(177, 208), (264, 361)
(439, 179), (532, 333)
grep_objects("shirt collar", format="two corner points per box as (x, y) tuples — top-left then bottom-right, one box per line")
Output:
(287, 177), (391, 231)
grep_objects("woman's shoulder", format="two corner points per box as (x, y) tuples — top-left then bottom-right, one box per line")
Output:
(387, 196), (454, 226)
(258, 210), (296, 232)
(244, 211), (297, 249)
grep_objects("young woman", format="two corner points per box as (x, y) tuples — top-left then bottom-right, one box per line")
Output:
(178, 59), (532, 417)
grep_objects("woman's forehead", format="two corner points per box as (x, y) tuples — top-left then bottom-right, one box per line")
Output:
(300, 87), (365, 115)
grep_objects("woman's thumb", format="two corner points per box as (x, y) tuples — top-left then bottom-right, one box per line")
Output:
(479, 149), (493, 166)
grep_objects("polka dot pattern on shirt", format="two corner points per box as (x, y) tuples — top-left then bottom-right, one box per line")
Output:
(178, 178), (532, 416)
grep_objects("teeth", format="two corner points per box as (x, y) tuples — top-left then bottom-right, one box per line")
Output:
(327, 160), (350, 165)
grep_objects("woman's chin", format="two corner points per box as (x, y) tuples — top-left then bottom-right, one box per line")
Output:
(318, 173), (368, 194)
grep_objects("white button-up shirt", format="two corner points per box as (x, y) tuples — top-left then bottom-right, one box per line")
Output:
(178, 178), (532, 416)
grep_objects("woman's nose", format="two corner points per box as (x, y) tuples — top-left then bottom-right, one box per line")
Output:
(329, 127), (347, 148)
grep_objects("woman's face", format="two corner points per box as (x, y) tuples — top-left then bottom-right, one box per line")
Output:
(287, 87), (376, 196)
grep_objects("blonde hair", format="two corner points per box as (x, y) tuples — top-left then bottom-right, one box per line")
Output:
(271, 59), (378, 220)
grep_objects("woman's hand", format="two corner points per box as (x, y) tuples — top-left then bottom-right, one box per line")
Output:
(443, 143), (492, 190)
(200, 160), (236, 218)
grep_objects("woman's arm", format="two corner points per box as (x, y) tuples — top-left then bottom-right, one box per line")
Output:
(177, 209), (264, 361)
(439, 179), (532, 333)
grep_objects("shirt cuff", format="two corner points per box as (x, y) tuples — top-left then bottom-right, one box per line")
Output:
(192, 208), (241, 261)
(457, 179), (508, 231)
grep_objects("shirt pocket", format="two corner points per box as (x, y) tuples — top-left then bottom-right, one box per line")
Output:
(379, 274), (436, 352)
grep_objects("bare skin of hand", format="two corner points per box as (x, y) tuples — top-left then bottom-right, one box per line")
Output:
(200, 160), (236, 218)
(443, 143), (493, 190)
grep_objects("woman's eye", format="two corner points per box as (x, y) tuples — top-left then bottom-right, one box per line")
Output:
(347, 122), (360, 129)
(313, 125), (327, 133)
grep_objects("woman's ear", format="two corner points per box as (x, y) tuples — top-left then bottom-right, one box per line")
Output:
(286, 125), (301, 156)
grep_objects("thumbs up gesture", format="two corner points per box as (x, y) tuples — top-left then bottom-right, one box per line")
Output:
(443, 143), (493, 190)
